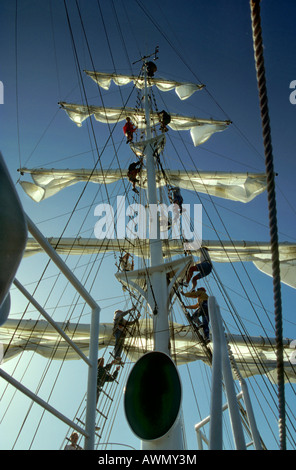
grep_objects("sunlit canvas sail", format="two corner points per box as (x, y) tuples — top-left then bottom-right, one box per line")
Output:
(19, 167), (266, 203)
(84, 70), (205, 100)
(1, 318), (295, 384)
(23, 238), (296, 289)
(58, 102), (230, 147)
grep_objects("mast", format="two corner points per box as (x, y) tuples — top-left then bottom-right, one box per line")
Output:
(132, 53), (185, 450)
(143, 59), (169, 354)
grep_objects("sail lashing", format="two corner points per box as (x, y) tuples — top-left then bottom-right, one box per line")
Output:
(1, 318), (295, 385)
(23, 238), (296, 290)
(19, 167), (267, 203)
(84, 71), (205, 100)
(58, 101), (230, 147)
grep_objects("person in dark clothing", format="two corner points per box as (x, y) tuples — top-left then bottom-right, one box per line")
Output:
(96, 357), (120, 404)
(168, 186), (184, 221)
(182, 287), (210, 340)
(169, 186), (183, 209)
(146, 61), (157, 77)
(127, 159), (143, 194)
(158, 109), (171, 132)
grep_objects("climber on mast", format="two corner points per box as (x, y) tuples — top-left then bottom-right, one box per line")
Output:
(127, 158), (143, 194)
(146, 61), (157, 77)
(181, 247), (212, 292)
(168, 186), (184, 221)
(113, 307), (141, 364)
(158, 109), (171, 132)
(123, 117), (138, 144)
(96, 358), (120, 404)
(182, 287), (210, 341)
(119, 252), (134, 272)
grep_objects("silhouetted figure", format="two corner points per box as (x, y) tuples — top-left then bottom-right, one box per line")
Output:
(127, 159), (143, 194)
(169, 186), (184, 221)
(123, 117), (138, 143)
(146, 61), (157, 77)
(96, 357), (120, 404)
(158, 110), (171, 132)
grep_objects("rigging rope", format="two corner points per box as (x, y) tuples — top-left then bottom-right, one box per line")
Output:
(5, 0), (294, 452)
(250, 0), (286, 451)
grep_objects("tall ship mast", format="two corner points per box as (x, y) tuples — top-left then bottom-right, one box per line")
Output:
(0, 1), (295, 452)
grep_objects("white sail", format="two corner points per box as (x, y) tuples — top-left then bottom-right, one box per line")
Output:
(84, 70), (205, 100)
(1, 318), (295, 384)
(19, 168), (266, 203)
(23, 238), (296, 289)
(203, 240), (296, 290)
(58, 102), (230, 147)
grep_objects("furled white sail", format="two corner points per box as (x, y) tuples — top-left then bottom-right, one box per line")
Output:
(58, 102), (230, 147)
(84, 70), (205, 100)
(23, 238), (296, 290)
(202, 240), (296, 290)
(1, 318), (295, 384)
(19, 168), (266, 203)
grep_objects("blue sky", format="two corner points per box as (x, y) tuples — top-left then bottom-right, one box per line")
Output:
(0, 0), (296, 450)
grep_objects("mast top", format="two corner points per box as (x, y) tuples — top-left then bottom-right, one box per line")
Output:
(132, 46), (159, 65)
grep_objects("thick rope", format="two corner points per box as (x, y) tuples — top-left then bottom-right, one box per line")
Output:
(250, 0), (286, 450)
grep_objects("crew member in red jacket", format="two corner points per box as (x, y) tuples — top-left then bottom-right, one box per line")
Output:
(123, 117), (137, 143)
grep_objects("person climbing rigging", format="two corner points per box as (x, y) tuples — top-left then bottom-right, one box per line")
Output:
(113, 307), (141, 363)
(158, 109), (171, 132)
(119, 252), (134, 271)
(127, 159), (143, 194)
(168, 186), (184, 221)
(96, 357), (120, 404)
(146, 61), (157, 77)
(64, 432), (82, 450)
(181, 247), (212, 292)
(123, 117), (138, 143)
(182, 287), (210, 341)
